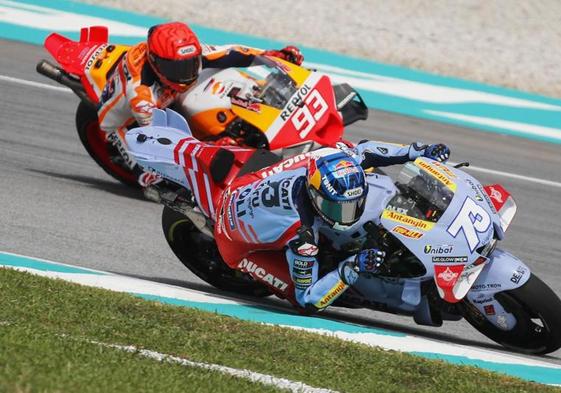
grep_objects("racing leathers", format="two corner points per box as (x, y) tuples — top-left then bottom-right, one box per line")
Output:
(216, 140), (444, 311)
(97, 43), (303, 182)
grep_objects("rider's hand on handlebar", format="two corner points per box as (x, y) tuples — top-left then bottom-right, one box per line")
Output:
(423, 144), (450, 162)
(264, 46), (304, 66)
(355, 248), (386, 273)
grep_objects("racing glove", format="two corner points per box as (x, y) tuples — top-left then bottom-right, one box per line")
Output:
(264, 45), (304, 66)
(355, 248), (386, 273)
(423, 144), (450, 162)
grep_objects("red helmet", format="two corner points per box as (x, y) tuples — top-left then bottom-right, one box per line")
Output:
(147, 22), (202, 92)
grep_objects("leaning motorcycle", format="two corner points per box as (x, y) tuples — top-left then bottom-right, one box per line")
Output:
(126, 108), (561, 355)
(36, 26), (367, 186)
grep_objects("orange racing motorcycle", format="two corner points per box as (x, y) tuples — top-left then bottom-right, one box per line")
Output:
(36, 26), (367, 186)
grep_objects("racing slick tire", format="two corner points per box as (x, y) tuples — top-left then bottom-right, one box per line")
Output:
(75, 102), (138, 187)
(462, 273), (561, 355)
(162, 206), (272, 297)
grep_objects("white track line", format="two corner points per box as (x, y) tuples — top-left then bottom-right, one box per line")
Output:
(450, 162), (561, 189)
(2, 74), (560, 189)
(0, 74), (70, 93)
(87, 339), (339, 393)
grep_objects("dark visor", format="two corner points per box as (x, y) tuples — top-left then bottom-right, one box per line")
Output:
(151, 54), (201, 84)
(310, 188), (366, 226)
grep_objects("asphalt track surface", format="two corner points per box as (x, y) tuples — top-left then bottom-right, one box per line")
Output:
(2, 39), (561, 364)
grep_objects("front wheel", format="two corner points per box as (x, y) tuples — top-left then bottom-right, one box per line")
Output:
(75, 102), (138, 186)
(161, 206), (271, 297)
(462, 273), (561, 354)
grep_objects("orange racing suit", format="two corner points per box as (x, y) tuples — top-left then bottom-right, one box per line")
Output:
(98, 42), (284, 149)
(97, 43), (288, 171)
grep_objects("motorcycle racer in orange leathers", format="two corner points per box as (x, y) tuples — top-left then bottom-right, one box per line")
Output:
(97, 21), (304, 186)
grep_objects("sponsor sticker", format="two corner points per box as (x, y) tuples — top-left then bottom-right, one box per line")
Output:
(483, 304), (496, 315)
(415, 159), (457, 191)
(391, 226), (424, 239)
(488, 186), (503, 203)
(237, 258), (288, 291)
(321, 176), (337, 195)
(343, 187), (363, 198)
(437, 267), (459, 282)
(296, 243), (318, 257)
(177, 45), (197, 56)
(293, 259), (314, 269)
(382, 210), (435, 231)
(314, 280), (347, 308)
(471, 283), (502, 291)
(510, 265), (527, 284)
(280, 84), (312, 121)
(432, 256), (468, 263)
(473, 296), (493, 304)
(376, 147), (388, 154)
(424, 244), (453, 254)
(231, 96), (260, 112)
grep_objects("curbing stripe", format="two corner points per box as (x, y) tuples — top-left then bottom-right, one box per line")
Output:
(3, 251), (561, 386)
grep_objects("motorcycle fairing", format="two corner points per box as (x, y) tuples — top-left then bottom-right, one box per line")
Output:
(44, 26), (129, 103)
(483, 184), (517, 234)
(465, 248), (531, 330)
(126, 109), (256, 219)
(265, 73), (344, 149)
(177, 59), (344, 149)
(379, 159), (506, 303)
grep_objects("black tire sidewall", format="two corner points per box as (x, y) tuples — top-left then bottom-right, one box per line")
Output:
(161, 206), (271, 297)
(75, 102), (138, 187)
(462, 273), (561, 354)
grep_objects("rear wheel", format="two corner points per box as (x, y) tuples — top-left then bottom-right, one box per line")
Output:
(462, 273), (561, 354)
(75, 102), (138, 186)
(162, 206), (271, 297)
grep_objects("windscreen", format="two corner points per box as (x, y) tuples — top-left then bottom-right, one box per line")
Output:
(385, 162), (455, 223)
(238, 56), (298, 109)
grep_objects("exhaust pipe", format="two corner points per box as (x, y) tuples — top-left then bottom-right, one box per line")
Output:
(36, 60), (95, 106)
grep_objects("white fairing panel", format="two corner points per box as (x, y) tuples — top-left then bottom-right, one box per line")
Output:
(125, 109), (193, 187)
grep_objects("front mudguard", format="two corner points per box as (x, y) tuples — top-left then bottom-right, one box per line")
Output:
(469, 248), (531, 295)
(465, 248), (531, 330)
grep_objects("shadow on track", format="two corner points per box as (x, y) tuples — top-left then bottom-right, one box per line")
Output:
(26, 168), (146, 201)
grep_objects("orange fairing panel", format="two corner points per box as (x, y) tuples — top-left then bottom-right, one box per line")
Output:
(189, 109), (237, 138)
(84, 44), (129, 94)
(231, 104), (281, 132)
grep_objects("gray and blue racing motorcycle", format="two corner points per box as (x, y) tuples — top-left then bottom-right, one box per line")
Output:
(127, 109), (561, 355)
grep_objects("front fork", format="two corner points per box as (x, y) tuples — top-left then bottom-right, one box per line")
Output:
(464, 248), (531, 330)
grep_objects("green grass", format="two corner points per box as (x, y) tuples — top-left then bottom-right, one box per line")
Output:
(0, 267), (558, 393)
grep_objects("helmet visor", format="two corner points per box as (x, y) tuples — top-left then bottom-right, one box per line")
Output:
(151, 54), (201, 84)
(310, 187), (366, 226)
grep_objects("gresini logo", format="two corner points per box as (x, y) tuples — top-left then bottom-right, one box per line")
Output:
(488, 186), (503, 203)
(437, 267), (459, 282)
(382, 210), (434, 231)
(238, 258), (288, 291)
